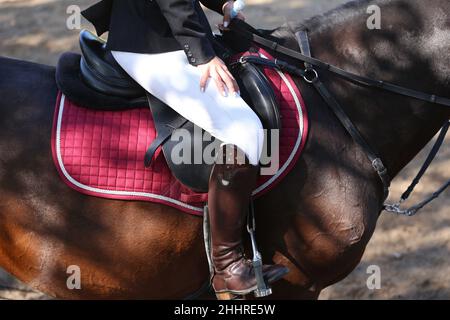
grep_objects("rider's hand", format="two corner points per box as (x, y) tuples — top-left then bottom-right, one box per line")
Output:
(219, 0), (246, 30)
(198, 56), (239, 97)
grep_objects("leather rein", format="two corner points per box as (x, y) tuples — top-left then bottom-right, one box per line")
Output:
(229, 21), (450, 216)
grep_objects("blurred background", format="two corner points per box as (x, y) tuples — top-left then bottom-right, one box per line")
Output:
(0, 0), (449, 300)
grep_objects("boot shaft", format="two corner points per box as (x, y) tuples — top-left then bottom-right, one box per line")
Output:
(207, 145), (259, 270)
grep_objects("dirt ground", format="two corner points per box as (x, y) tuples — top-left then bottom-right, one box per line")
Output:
(0, 0), (449, 300)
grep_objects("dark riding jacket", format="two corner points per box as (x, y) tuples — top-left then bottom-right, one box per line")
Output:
(82, 0), (228, 66)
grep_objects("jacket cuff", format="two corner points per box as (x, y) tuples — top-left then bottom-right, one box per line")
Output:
(180, 36), (217, 66)
(81, 0), (113, 36)
(201, 0), (230, 16)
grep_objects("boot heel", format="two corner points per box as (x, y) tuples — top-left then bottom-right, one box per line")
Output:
(215, 292), (244, 300)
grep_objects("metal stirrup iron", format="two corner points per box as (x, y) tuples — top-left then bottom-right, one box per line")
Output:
(247, 200), (272, 297)
(203, 205), (215, 278)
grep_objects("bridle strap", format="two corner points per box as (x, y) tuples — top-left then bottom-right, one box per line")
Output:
(294, 30), (450, 214)
(229, 20), (450, 108)
(384, 120), (450, 216)
(293, 29), (450, 215)
(400, 120), (450, 202)
(295, 30), (391, 199)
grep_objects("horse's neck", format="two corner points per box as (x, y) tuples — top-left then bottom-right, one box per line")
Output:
(308, 0), (450, 177)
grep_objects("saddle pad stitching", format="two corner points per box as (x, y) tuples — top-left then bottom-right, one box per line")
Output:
(54, 93), (204, 213)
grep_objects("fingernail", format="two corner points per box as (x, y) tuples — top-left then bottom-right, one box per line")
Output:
(234, 91), (240, 97)
(200, 86), (205, 92)
(223, 91), (227, 97)
(224, 21), (229, 28)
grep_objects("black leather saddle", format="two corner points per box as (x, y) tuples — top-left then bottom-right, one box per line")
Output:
(76, 29), (281, 192)
(79, 30), (145, 99)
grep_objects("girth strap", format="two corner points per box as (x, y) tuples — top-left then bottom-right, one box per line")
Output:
(295, 31), (312, 69)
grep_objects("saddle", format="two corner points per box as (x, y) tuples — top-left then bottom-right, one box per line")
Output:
(56, 29), (281, 192)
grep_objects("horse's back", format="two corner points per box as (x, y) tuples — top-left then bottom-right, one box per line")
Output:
(0, 56), (55, 75)
(0, 55), (59, 210)
(1, 57), (54, 101)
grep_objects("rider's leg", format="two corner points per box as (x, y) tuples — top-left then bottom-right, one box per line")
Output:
(111, 50), (289, 298)
(111, 49), (262, 165)
(208, 144), (289, 299)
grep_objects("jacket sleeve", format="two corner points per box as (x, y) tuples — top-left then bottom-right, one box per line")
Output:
(199, 0), (229, 15)
(154, 0), (223, 66)
(81, 0), (113, 36)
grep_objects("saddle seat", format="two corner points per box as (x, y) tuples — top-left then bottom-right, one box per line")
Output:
(77, 29), (281, 193)
(79, 30), (145, 99)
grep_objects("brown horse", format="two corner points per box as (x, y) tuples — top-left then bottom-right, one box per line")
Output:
(0, 0), (449, 299)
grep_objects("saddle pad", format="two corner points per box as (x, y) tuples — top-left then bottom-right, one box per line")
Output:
(51, 48), (309, 215)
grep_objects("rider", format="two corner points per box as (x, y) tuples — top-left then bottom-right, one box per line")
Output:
(82, 0), (288, 298)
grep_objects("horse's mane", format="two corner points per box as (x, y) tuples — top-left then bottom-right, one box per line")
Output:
(267, 0), (449, 83)
(299, 0), (388, 33)
(269, 0), (391, 40)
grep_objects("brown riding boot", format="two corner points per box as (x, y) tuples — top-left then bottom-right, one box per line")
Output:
(208, 145), (289, 299)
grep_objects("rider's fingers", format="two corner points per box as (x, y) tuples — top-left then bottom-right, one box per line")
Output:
(223, 13), (231, 29)
(217, 67), (238, 95)
(211, 69), (227, 97)
(199, 68), (210, 92)
(221, 65), (240, 94)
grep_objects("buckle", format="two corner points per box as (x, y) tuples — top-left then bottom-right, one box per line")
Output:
(303, 68), (318, 84)
(372, 158), (387, 175)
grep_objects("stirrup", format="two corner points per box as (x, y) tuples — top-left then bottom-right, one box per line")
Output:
(203, 205), (214, 281)
(203, 203), (273, 299)
(247, 201), (272, 298)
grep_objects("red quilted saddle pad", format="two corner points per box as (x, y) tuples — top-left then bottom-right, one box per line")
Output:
(52, 48), (309, 215)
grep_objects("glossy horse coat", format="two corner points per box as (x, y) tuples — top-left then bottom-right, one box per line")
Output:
(0, 0), (449, 298)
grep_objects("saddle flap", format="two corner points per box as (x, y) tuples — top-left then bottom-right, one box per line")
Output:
(147, 95), (217, 193)
(233, 61), (282, 131)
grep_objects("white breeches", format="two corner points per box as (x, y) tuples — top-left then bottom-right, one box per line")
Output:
(111, 50), (264, 166)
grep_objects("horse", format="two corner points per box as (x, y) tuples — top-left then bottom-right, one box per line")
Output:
(0, 0), (448, 299)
